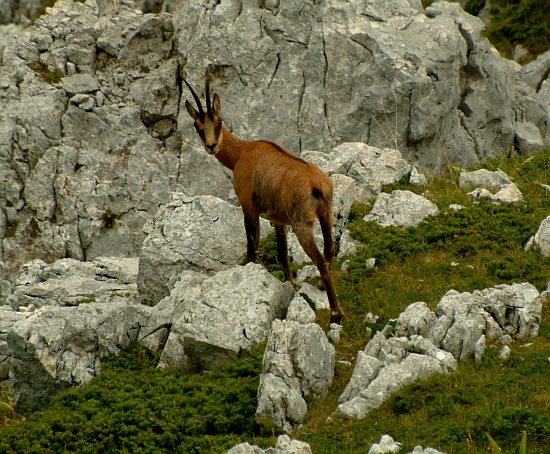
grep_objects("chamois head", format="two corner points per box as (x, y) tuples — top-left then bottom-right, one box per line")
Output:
(183, 71), (223, 155)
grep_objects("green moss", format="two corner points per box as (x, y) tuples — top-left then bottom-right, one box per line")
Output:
(27, 61), (63, 84)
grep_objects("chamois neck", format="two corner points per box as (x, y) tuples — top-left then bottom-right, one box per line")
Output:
(215, 125), (245, 171)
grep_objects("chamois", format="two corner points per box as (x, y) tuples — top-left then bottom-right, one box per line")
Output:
(182, 71), (344, 325)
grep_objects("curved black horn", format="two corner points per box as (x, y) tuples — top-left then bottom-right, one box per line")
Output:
(205, 66), (212, 115)
(182, 76), (204, 113)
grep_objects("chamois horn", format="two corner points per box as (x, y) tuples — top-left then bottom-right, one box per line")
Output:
(205, 66), (212, 115)
(182, 74), (204, 114)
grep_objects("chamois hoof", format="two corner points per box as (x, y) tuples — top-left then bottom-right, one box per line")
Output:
(330, 312), (343, 325)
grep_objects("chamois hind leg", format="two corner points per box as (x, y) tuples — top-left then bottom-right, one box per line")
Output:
(293, 223), (344, 325)
(244, 212), (260, 263)
(318, 212), (336, 266)
(274, 224), (297, 286)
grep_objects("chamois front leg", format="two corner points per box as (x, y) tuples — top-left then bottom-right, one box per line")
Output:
(244, 213), (260, 263)
(274, 224), (297, 287)
(293, 223), (344, 325)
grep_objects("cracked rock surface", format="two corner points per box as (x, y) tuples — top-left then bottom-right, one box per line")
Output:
(137, 193), (273, 305)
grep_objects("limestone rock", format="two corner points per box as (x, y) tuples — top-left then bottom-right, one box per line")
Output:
(0, 306), (27, 380)
(525, 215), (550, 257)
(515, 122), (547, 156)
(367, 435), (401, 454)
(226, 435), (312, 454)
(521, 50), (550, 90)
(139, 263), (294, 371)
(458, 169), (512, 191)
(8, 301), (155, 416)
(256, 317), (334, 433)
(363, 190), (438, 228)
(337, 282), (542, 420)
(8, 257), (139, 310)
(137, 194), (273, 305)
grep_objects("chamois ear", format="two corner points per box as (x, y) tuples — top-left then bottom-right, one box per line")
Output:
(185, 100), (198, 120)
(212, 94), (221, 116)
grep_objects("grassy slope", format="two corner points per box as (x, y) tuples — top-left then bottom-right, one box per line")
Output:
(1, 151), (549, 453)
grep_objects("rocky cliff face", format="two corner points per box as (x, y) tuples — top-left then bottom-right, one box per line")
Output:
(1, 0), (549, 275)
(174, 0), (530, 170)
(0, 0), (234, 275)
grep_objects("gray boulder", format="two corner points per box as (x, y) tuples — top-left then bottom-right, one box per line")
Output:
(521, 50), (550, 90)
(137, 194), (272, 305)
(367, 435), (401, 454)
(525, 216), (550, 257)
(467, 183), (524, 204)
(226, 435), (312, 454)
(515, 122), (547, 156)
(256, 296), (335, 432)
(337, 282), (544, 420)
(458, 169), (512, 191)
(363, 190), (439, 228)
(138, 263), (294, 372)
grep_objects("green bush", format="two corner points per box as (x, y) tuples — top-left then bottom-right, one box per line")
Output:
(0, 344), (265, 454)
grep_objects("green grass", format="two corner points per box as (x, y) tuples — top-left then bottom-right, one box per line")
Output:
(1, 150), (550, 453)
(472, 0), (550, 63)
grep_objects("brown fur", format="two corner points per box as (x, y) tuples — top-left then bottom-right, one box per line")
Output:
(184, 78), (344, 324)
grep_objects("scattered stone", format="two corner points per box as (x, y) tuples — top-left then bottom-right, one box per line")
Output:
(337, 230), (361, 258)
(363, 312), (379, 325)
(286, 296), (316, 325)
(341, 260), (350, 272)
(450, 262), (459, 267)
(364, 191), (439, 228)
(298, 283), (330, 311)
(524, 215), (550, 257)
(449, 204), (464, 211)
(327, 323), (343, 343)
(499, 334), (513, 345)
(521, 50), (550, 89)
(499, 345), (511, 359)
(467, 183), (524, 204)
(367, 434), (402, 454)
(226, 435), (313, 454)
(8, 301), (156, 416)
(296, 265), (320, 285)
(336, 282), (543, 420)
(408, 447), (447, 454)
(366, 258), (376, 268)
(410, 167), (428, 186)
(7, 257), (139, 310)
(458, 169), (512, 192)
(302, 143), (411, 203)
